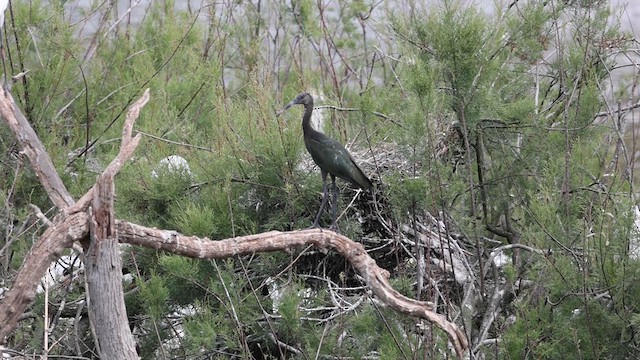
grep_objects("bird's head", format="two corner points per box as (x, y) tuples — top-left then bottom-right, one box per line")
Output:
(276, 92), (313, 117)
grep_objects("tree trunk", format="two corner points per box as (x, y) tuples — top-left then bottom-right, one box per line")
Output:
(84, 173), (138, 359)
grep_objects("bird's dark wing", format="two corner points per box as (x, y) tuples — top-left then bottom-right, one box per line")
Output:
(305, 134), (372, 190)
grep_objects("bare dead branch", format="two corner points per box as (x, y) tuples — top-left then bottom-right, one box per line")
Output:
(116, 223), (469, 358)
(482, 243), (547, 280)
(0, 89), (150, 347)
(472, 286), (505, 355)
(0, 90), (74, 209)
(594, 100), (640, 118)
(71, 88), (149, 213)
(402, 224), (472, 285)
(0, 212), (90, 342)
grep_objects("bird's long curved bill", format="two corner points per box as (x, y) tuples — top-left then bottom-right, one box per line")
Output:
(276, 101), (295, 117)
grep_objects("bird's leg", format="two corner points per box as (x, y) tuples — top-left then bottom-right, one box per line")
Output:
(312, 170), (329, 228)
(329, 175), (340, 231)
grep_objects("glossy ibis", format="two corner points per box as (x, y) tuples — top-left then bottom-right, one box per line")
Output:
(278, 92), (372, 229)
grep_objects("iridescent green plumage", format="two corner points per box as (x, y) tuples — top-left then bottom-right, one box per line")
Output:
(278, 92), (372, 229)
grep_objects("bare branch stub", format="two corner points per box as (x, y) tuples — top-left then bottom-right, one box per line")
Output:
(116, 224), (469, 358)
(122, 88), (149, 145)
(92, 171), (116, 242)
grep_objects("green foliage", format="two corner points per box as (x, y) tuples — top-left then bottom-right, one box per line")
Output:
(503, 297), (631, 359)
(182, 302), (220, 351)
(158, 255), (206, 305)
(295, 0), (323, 39)
(505, 1), (551, 64)
(387, 173), (429, 219)
(138, 272), (170, 321)
(276, 287), (303, 336)
(171, 202), (217, 238)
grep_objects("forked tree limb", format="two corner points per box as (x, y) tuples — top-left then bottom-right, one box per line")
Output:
(116, 223), (469, 357)
(0, 89), (149, 347)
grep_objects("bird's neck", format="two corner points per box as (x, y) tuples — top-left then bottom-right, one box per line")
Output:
(302, 102), (317, 136)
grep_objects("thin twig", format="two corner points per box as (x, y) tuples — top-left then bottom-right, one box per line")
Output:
(315, 104), (401, 126)
(137, 130), (213, 152)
